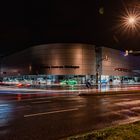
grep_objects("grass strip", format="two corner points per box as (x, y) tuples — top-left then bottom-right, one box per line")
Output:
(68, 121), (140, 140)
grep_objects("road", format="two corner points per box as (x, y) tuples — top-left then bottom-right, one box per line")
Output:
(0, 90), (140, 140)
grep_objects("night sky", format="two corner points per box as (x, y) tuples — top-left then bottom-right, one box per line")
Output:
(0, 0), (140, 56)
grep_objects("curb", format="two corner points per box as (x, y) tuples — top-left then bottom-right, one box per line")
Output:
(78, 90), (140, 96)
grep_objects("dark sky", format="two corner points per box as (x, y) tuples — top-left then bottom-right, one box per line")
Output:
(0, 0), (140, 56)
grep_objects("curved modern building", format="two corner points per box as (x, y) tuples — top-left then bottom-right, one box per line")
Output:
(1, 43), (140, 84)
(1, 43), (96, 84)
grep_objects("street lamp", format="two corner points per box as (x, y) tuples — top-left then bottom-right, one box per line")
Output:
(120, 9), (140, 33)
(96, 55), (108, 89)
(127, 16), (136, 24)
(120, 6), (140, 56)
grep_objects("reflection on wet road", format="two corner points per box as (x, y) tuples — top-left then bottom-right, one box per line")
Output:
(0, 91), (140, 140)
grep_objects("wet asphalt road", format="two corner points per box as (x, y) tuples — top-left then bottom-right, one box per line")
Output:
(0, 91), (140, 140)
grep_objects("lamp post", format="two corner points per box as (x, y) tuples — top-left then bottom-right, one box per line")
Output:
(119, 7), (140, 56)
(120, 9), (140, 60)
(95, 47), (108, 89)
(119, 6), (140, 81)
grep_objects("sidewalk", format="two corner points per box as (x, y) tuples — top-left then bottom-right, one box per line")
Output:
(78, 84), (140, 95)
(78, 87), (140, 96)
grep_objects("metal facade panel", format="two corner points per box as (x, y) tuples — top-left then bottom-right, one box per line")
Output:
(1, 44), (96, 76)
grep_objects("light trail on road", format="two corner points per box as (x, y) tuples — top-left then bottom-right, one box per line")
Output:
(0, 88), (140, 140)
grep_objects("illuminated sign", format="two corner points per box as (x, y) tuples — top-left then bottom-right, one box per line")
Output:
(42, 65), (80, 69)
(114, 68), (131, 72)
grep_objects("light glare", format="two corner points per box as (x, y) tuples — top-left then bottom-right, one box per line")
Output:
(119, 7), (140, 34)
(128, 16), (136, 24)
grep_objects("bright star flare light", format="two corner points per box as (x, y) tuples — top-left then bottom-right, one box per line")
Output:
(120, 9), (140, 33)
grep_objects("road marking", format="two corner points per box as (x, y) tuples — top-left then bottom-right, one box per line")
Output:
(75, 105), (86, 108)
(131, 106), (140, 110)
(115, 100), (140, 106)
(24, 108), (79, 118)
(31, 100), (51, 104)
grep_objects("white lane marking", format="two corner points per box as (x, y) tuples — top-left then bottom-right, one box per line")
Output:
(131, 106), (140, 110)
(115, 100), (140, 106)
(0, 104), (10, 107)
(75, 105), (86, 108)
(31, 100), (51, 104)
(24, 108), (79, 118)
